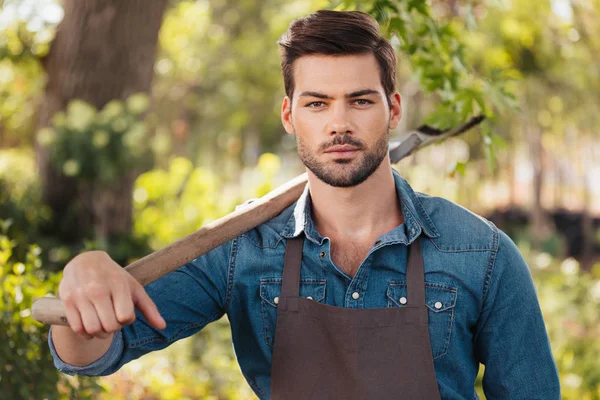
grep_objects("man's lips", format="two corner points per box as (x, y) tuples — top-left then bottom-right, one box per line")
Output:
(324, 145), (360, 154)
(324, 146), (360, 159)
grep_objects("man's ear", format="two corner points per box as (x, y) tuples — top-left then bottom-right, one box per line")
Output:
(281, 96), (295, 135)
(389, 92), (402, 130)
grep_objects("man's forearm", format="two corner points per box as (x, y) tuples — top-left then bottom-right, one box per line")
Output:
(51, 325), (115, 367)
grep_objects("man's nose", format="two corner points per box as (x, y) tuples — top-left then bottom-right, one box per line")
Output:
(328, 104), (352, 135)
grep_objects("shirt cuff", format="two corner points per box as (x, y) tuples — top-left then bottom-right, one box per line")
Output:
(48, 325), (124, 376)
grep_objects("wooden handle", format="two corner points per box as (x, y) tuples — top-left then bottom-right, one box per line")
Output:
(32, 297), (70, 326)
(32, 173), (309, 326)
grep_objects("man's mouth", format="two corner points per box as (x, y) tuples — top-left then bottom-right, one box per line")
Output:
(324, 145), (360, 157)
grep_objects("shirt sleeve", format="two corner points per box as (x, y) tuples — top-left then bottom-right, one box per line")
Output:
(48, 238), (234, 376)
(474, 229), (561, 399)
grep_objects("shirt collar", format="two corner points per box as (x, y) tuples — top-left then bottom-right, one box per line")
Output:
(280, 168), (440, 246)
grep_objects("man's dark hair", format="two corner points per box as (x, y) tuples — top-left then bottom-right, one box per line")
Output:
(277, 10), (397, 108)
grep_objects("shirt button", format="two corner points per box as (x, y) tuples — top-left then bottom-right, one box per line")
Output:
(307, 296), (313, 300)
(274, 296), (279, 305)
(352, 292), (360, 300)
(434, 301), (442, 310)
(399, 296), (407, 305)
(411, 227), (416, 235)
(319, 251), (326, 258)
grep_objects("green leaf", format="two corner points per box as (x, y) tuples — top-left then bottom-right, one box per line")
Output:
(491, 133), (508, 149)
(126, 92), (150, 115)
(66, 100), (97, 132)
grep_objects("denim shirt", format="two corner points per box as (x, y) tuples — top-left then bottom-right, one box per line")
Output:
(49, 168), (560, 399)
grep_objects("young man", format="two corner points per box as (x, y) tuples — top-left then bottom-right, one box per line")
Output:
(49, 10), (560, 399)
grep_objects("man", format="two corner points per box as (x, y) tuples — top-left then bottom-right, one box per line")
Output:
(49, 10), (560, 399)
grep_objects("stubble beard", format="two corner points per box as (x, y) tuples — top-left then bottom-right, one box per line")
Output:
(296, 125), (390, 188)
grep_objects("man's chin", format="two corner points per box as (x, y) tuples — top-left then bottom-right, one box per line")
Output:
(332, 158), (354, 165)
(313, 169), (368, 188)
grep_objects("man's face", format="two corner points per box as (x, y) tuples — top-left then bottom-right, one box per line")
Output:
(281, 53), (402, 187)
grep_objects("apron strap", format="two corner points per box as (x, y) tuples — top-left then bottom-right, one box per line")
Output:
(406, 236), (426, 308)
(281, 236), (304, 298)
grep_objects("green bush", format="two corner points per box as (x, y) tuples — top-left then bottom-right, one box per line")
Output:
(0, 221), (103, 399)
(0, 149), (55, 265)
(0, 148), (154, 273)
(37, 95), (154, 185)
(530, 252), (600, 399)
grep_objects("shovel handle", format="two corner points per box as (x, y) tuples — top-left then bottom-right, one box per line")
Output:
(32, 297), (70, 326)
(32, 173), (309, 326)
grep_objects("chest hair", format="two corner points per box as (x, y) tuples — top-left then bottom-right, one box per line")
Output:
(330, 240), (373, 278)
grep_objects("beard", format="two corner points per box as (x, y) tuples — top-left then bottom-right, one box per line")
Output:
(296, 125), (390, 188)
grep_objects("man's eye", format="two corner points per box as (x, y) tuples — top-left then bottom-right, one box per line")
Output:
(306, 101), (325, 108)
(353, 99), (373, 106)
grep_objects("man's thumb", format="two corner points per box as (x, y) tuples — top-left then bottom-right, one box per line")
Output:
(131, 283), (167, 330)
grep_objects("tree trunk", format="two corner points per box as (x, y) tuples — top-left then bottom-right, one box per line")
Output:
(524, 83), (553, 250)
(528, 124), (553, 248)
(35, 0), (167, 241)
(580, 139), (595, 271)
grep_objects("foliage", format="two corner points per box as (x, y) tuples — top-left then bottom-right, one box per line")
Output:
(0, 0), (59, 146)
(0, 0), (57, 62)
(32, 94), (162, 265)
(0, 148), (154, 272)
(0, 221), (103, 398)
(458, 0), (600, 162)
(0, 148), (53, 262)
(131, 156), (231, 250)
(332, 0), (518, 173)
(526, 248), (600, 399)
(132, 151), (285, 250)
(150, 0), (313, 169)
(37, 95), (154, 186)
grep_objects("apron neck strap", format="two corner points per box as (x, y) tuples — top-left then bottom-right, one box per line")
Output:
(406, 236), (426, 307)
(281, 236), (304, 297)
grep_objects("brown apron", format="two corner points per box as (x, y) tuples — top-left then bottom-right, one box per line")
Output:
(270, 236), (441, 399)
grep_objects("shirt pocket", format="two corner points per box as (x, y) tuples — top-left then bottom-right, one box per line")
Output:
(387, 281), (457, 359)
(260, 278), (326, 348)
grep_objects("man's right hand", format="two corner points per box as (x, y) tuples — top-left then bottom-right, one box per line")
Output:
(58, 250), (166, 340)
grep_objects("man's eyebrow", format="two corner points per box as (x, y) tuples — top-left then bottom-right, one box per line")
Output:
(345, 89), (380, 98)
(298, 91), (333, 99)
(298, 89), (380, 99)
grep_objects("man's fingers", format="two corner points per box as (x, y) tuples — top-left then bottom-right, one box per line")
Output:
(78, 297), (110, 339)
(131, 280), (166, 330)
(111, 277), (135, 325)
(62, 295), (93, 340)
(93, 294), (123, 333)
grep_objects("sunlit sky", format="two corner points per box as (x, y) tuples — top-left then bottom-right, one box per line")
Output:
(551, 0), (574, 20)
(0, 0), (63, 31)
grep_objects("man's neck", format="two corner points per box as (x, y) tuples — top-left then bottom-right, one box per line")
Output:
(307, 159), (404, 243)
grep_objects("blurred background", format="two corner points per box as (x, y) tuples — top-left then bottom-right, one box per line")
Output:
(0, 0), (598, 398)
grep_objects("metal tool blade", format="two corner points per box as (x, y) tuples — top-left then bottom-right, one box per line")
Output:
(388, 115), (485, 164)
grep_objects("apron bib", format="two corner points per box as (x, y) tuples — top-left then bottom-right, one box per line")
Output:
(270, 236), (441, 399)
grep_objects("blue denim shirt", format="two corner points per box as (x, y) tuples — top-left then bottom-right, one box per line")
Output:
(49, 168), (560, 399)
